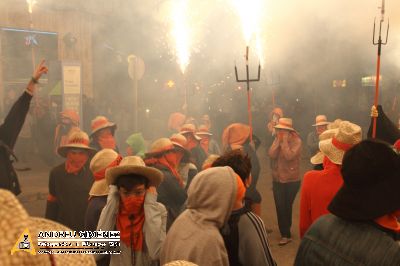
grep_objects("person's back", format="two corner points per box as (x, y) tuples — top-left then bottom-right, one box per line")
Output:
(222, 207), (275, 266)
(299, 158), (343, 237)
(295, 214), (400, 266)
(161, 167), (237, 266)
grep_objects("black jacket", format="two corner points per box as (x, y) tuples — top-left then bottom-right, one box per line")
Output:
(45, 163), (93, 231)
(0, 92), (32, 195)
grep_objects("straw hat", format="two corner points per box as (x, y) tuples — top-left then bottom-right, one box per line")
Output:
(60, 109), (80, 126)
(310, 129), (339, 165)
(222, 123), (251, 150)
(145, 138), (176, 158)
(327, 119), (343, 130)
(196, 125), (213, 137)
(180, 124), (202, 140)
(89, 149), (122, 196)
(106, 156), (163, 187)
(274, 118), (296, 131)
(0, 189), (95, 265)
(164, 261), (198, 266)
(312, 115), (330, 127)
(170, 134), (191, 156)
(319, 121), (362, 165)
(90, 116), (117, 137)
(57, 130), (96, 157)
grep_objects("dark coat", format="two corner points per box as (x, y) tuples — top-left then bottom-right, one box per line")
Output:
(0, 92), (32, 195)
(45, 163), (93, 231)
(85, 195), (107, 231)
(368, 105), (400, 145)
(151, 164), (187, 230)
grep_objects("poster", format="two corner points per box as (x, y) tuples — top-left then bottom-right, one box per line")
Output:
(62, 62), (82, 126)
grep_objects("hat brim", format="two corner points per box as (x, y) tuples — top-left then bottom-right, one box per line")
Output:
(181, 131), (202, 141)
(144, 147), (175, 158)
(196, 132), (213, 137)
(319, 138), (345, 165)
(57, 145), (96, 158)
(312, 122), (330, 127)
(274, 125), (296, 131)
(172, 144), (191, 157)
(89, 179), (109, 196)
(328, 173), (400, 220)
(90, 123), (117, 137)
(106, 165), (163, 187)
(310, 151), (324, 165)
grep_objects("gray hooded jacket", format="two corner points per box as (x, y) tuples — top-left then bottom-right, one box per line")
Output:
(161, 166), (237, 266)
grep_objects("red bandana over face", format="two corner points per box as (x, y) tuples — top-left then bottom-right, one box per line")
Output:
(117, 195), (145, 250)
(65, 151), (89, 174)
(97, 129), (116, 149)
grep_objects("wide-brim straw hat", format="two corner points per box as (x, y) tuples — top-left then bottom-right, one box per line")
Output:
(180, 124), (202, 141)
(0, 189), (96, 265)
(196, 125), (213, 137)
(274, 118), (296, 131)
(89, 149), (122, 196)
(90, 116), (117, 137)
(106, 156), (163, 187)
(312, 115), (330, 127)
(222, 123), (251, 150)
(170, 134), (190, 157)
(145, 138), (176, 158)
(57, 130), (96, 158)
(328, 140), (400, 221)
(310, 128), (339, 165)
(319, 121), (362, 165)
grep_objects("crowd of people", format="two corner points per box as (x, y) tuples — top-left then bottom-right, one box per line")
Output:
(1, 61), (400, 265)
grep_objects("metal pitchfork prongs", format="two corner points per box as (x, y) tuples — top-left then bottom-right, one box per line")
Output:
(371, 0), (389, 138)
(234, 46), (261, 141)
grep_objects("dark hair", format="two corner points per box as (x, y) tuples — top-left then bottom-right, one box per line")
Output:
(211, 149), (252, 184)
(116, 174), (149, 190)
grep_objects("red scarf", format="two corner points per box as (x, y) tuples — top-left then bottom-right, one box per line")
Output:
(200, 138), (210, 155)
(117, 196), (145, 250)
(145, 157), (183, 187)
(65, 152), (89, 174)
(97, 130), (116, 149)
(375, 210), (400, 233)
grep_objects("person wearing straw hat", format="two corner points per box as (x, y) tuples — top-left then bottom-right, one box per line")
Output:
(266, 107), (284, 147)
(85, 149), (122, 231)
(96, 156), (167, 266)
(309, 119), (342, 170)
(145, 138), (188, 229)
(268, 117), (302, 246)
(126, 132), (147, 158)
(307, 115), (330, 157)
(90, 115), (119, 152)
(299, 121), (362, 238)
(161, 167), (238, 266)
(222, 123), (262, 216)
(170, 133), (197, 189)
(196, 124), (221, 155)
(0, 189), (96, 266)
(295, 140), (400, 265)
(53, 109), (80, 155)
(179, 124), (207, 170)
(0, 60), (47, 195)
(45, 130), (96, 231)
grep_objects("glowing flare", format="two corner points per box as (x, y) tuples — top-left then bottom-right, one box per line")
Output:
(171, 0), (191, 74)
(26, 0), (37, 14)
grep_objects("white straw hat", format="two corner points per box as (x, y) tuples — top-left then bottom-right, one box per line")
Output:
(310, 129), (339, 165)
(274, 118), (296, 131)
(90, 116), (117, 137)
(89, 149), (122, 196)
(312, 115), (330, 127)
(57, 130), (96, 157)
(319, 121), (362, 165)
(106, 156), (163, 187)
(180, 124), (202, 140)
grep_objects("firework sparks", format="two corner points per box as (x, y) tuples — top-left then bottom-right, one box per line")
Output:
(231, 0), (266, 65)
(171, 0), (191, 74)
(26, 0), (37, 14)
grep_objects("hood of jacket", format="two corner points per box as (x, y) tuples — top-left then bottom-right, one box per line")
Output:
(186, 166), (237, 228)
